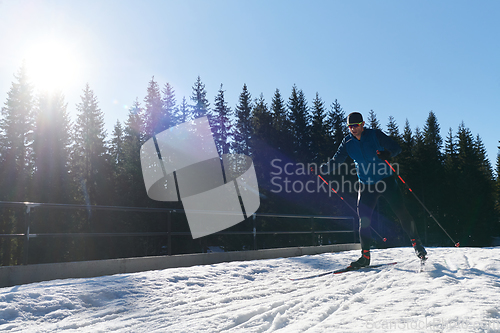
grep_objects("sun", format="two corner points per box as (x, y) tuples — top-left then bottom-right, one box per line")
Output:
(24, 38), (80, 93)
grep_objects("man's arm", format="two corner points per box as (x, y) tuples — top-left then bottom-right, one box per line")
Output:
(320, 137), (350, 174)
(376, 130), (401, 157)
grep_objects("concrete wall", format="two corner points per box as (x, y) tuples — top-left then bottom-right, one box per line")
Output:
(0, 243), (360, 288)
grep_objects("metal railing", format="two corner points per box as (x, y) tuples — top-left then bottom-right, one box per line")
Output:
(0, 201), (356, 265)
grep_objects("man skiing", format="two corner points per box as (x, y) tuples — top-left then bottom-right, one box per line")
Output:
(321, 112), (427, 268)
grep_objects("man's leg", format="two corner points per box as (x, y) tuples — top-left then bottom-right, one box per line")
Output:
(357, 183), (380, 251)
(351, 182), (380, 267)
(383, 177), (427, 259)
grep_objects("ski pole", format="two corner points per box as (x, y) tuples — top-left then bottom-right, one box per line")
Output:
(316, 173), (355, 212)
(383, 159), (460, 247)
(315, 172), (387, 243)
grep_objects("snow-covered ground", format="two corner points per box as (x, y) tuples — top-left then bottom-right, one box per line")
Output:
(1, 247), (500, 333)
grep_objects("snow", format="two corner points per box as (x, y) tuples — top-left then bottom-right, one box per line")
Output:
(1, 247), (500, 332)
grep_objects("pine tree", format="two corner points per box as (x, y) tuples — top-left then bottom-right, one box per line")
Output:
(441, 127), (459, 243)
(385, 116), (403, 176)
(109, 120), (125, 205)
(72, 84), (110, 205)
(423, 111), (443, 156)
(386, 116), (401, 144)
(234, 83), (253, 155)
(310, 92), (330, 163)
(190, 76), (210, 120)
(418, 112), (445, 242)
(0, 64), (36, 201)
(143, 77), (163, 138)
(178, 97), (189, 125)
(413, 126), (425, 167)
(0, 64), (36, 265)
(444, 128), (457, 169)
(474, 135), (497, 243)
(32, 90), (72, 203)
(252, 94), (273, 144)
(453, 123), (495, 245)
(251, 94), (274, 179)
(326, 99), (347, 153)
(119, 99), (147, 206)
(110, 120), (124, 168)
(421, 112), (443, 179)
(393, 119), (413, 216)
(29, 90), (75, 264)
(475, 135), (493, 180)
(162, 82), (177, 128)
(402, 125), (429, 241)
(471, 133), (496, 245)
(72, 84), (113, 260)
(406, 125), (425, 196)
(398, 119), (414, 175)
(211, 84), (233, 155)
(456, 122), (476, 168)
(402, 119), (413, 151)
(270, 88), (291, 155)
(367, 109), (380, 130)
(287, 85), (311, 162)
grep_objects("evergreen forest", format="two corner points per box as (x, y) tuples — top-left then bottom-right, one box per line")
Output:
(1, 65), (499, 265)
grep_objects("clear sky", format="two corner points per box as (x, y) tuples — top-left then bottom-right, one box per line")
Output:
(1, 0), (499, 169)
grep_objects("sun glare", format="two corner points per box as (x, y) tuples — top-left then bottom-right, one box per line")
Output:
(24, 39), (80, 93)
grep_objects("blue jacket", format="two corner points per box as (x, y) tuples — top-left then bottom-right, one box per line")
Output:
(328, 128), (401, 184)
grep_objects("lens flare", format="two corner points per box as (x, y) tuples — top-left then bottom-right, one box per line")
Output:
(24, 38), (80, 92)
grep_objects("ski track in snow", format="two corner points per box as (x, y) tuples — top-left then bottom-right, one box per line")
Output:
(1, 247), (500, 332)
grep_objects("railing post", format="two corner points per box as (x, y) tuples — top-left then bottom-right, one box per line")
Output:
(252, 214), (257, 250)
(311, 217), (315, 246)
(23, 205), (31, 265)
(167, 210), (172, 256)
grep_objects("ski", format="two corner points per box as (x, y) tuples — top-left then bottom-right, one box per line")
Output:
(290, 262), (397, 281)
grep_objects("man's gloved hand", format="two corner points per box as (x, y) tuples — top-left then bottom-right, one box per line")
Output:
(376, 150), (391, 160)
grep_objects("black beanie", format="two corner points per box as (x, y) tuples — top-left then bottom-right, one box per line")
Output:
(347, 112), (363, 125)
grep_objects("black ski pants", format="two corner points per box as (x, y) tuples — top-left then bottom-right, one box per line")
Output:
(357, 176), (420, 251)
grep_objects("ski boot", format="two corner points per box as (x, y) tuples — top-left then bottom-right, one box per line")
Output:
(411, 239), (427, 260)
(350, 249), (370, 268)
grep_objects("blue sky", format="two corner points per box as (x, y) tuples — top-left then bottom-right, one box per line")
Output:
(1, 0), (499, 169)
